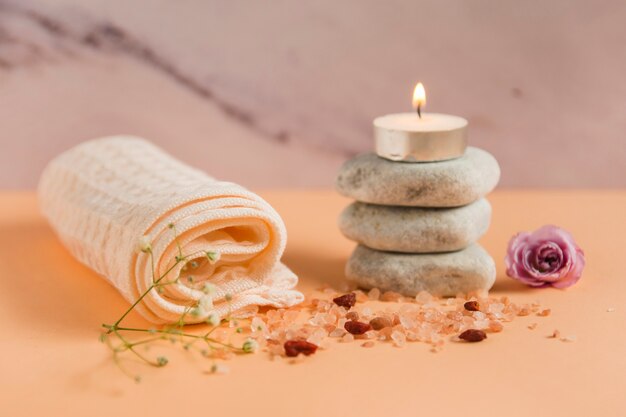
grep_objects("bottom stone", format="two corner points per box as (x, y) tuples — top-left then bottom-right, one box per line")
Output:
(345, 244), (496, 297)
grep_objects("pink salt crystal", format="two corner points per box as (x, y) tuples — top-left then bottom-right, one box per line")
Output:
(474, 319), (490, 330)
(472, 311), (487, 321)
(391, 330), (407, 347)
(341, 333), (355, 343)
(354, 291), (369, 303)
(368, 288), (381, 301)
(549, 329), (561, 339)
(330, 328), (346, 338)
(323, 287), (335, 295)
(323, 324), (336, 333)
(415, 291), (434, 304)
(527, 323), (538, 330)
(284, 309), (300, 323)
(307, 328), (327, 346)
(318, 339), (331, 349)
(380, 291), (402, 302)
(363, 330), (377, 340)
(517, 306), (531, 316)
(488, 321), (504, 332)
(361, 341), (375, 348)
(378, 327), (393, 340)
(399, 314), (416, 329)
(361, 307), (373, 319)
(537, 309), (551, 317)
(487, 303), (505, 315)
(251, 317), (268, 335)
(346, 311), (360, 321)
(309, 312), (327, 326)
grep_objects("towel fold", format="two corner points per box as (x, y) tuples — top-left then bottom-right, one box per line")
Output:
(38, 135), (303, 323)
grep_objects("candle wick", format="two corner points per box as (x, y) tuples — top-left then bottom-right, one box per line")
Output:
(417, 103), (422, 119)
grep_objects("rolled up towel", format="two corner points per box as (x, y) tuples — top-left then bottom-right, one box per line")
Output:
(38, 135), (303, 323)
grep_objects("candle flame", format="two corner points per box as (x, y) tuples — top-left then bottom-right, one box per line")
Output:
(412, 82), (426, 110)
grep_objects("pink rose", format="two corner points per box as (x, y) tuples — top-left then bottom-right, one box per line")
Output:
(505, 225), (585, 288)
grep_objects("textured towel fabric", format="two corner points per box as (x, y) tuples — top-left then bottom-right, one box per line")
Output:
(38, 136), (303, 323)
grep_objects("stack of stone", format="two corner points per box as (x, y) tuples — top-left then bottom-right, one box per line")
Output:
(336, 147), (500, 296)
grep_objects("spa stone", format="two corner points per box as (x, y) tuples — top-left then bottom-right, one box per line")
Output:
(335, 147), (500, 207)
(339, 198), (491, 253)
(346, 243), (496, 297)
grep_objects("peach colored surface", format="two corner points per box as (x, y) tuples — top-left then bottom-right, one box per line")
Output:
(0, 190), (625, 416)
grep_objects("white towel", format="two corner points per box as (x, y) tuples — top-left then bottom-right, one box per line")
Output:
(38, 135), (303, 323)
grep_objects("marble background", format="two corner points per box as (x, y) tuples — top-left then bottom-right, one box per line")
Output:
(1, 0), (625, 189)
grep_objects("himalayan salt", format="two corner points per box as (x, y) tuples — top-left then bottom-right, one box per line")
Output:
(550, 329), (561, 339)
(251, 317), (269, 335)
(488, 320), (504, 332)
(399, 314), (416, 329)
(369, 316), (392, 330)
(472, 311), (487, 321)
(517, 306), (531, 316)
(537, 309), (551, 317)
(354, 291), (369, 303)
(391, 330), (407, 347)
(361, 341), (375, 348)
(472, 319), (489, 330)
(360, 307), (373, 319)
(346, 311), (360, 321)
(330, 328), (346, 338)
(406, 331), (419, 341)
(341, 333), (354, 343)
(368, 287), (381, 301)
(527, 323), (538, 330)
(381, 291), (403, 302)
(307, 328), (327, 346)
(415, 291), (434, 304)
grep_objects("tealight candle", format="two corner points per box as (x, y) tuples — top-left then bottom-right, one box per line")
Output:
(374, 82), (468, 162)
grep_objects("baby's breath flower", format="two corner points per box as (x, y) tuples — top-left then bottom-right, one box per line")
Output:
(242, 338), (258, 353)
(205, 251), (221, 264)
(199, 294), (213, 311)
(206, 313), (220, 327)
(202, 282), (216, 295)
(156, 356), (168, 367)
(190, 306), (205, 317)
(136, 236), (152, 253)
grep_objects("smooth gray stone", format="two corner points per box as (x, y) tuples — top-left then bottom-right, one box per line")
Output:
(335, 147), (500, 207)
(345, 244), (496, 297)
(339, 198), (491, 253)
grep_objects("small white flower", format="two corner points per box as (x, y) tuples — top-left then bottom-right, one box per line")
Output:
(206, 312), (220, 326)
(205, 251), (221, 264)
(190, 306), (205, 317)
(136, 236), (152, 253)
(202, 282), (217, 295)
(199, 294), (213, 311)
(242, 338), (258, 353)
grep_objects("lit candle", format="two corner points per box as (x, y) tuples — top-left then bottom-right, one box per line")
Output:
(374, 82), (468, 162)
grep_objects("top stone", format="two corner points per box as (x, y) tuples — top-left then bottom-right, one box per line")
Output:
(335, 147), (500, 207)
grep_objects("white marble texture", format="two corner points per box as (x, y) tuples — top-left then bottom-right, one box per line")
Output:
(1, 0), (625, 188)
